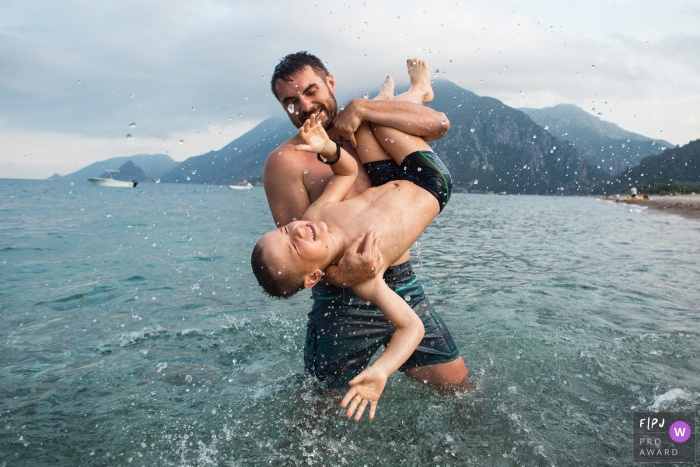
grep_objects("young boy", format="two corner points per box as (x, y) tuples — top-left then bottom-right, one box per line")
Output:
(251, 59), (452, 421)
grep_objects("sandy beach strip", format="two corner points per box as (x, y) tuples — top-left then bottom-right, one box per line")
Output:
(623, 195), (700, 220)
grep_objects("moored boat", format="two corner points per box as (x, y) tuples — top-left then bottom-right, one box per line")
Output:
(228, 182), (253, 190)
(88, 170), (138, 188)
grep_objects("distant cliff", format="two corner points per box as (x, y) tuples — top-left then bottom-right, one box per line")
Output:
(52, 154), (177, 181)
(159, 118), (296, 184)
(104, 161), (152, 183)
(520, 104), (670, 174)
(427, 81), (602, 195)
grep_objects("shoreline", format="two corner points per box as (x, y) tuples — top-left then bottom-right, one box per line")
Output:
(608, 194), (700, 220)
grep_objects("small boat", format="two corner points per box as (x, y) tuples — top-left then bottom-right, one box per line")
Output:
(228, 182), (253, 190)
(89, 170), (138, 188)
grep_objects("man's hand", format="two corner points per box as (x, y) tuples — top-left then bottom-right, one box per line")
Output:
(324, 230), (383, 288)
(341, 365), (388, 421)
(333, 99), (364, 148)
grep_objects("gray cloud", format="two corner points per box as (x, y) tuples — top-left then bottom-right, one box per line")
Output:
(1, 0), (698, 178)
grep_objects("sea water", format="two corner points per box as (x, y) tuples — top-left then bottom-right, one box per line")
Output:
(1, 179), (699, 466)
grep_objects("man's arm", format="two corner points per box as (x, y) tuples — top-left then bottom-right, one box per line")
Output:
(333, 99), (449, 148)
(263, 142), (310, 226)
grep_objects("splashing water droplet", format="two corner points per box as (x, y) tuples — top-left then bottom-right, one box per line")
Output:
(363, 93), (369, 99)
(77, 80), (81, 84)
(179, 139), (185, 145)
(287, 103), (294, 113)
(473, 179), (479, 185)
(130, 94), (135, 98)
(470, 128), (476, 133)
(126, 134), (134, 141)
(129, 122), (136, 128)
(190, 170), (196, 175)
(404, 295), (411, 301)
(186, 176), (190, 181)
(441, 120), (447, 125)
(278, 271), (282, 275)
(417, 167), (422, 172)
(303, 170), (309, 174)
(155, 179), (161, 183)
(544, 125), (549, 130)
(390, 138), (395, 143)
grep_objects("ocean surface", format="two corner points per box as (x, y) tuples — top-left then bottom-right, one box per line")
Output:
(1, 179), (699, 466)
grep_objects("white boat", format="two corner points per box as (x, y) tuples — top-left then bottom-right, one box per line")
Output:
(228, 182), (253, 190)
(89, 170), (138, 188)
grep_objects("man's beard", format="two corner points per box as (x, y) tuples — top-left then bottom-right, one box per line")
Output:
(298, 94), (338, 131)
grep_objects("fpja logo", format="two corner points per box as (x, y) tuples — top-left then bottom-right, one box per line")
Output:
(638, 416), (692, 443)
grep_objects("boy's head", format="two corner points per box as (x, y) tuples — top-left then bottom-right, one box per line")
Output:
(251, 220), (330, 298)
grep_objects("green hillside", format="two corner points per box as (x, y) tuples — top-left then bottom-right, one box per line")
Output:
(601, 139), (700, 194)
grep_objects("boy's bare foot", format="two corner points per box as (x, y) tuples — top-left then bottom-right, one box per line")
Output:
(406, 58), (434, 103)
(375, 75), (395, 100)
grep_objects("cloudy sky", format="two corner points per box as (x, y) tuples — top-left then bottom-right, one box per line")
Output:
(1, 0), (698, 179)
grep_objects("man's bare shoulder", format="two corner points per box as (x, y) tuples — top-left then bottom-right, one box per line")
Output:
(263, 134), (325, 202)
(266, 135), (302, 165)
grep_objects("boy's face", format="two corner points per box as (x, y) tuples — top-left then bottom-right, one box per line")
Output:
(274, 66), (338, 130)
(258, 220), (330, 282)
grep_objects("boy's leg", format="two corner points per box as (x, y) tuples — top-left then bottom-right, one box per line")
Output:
(365, 58), (435, 164)
(356, 60), (470, 390)
(393, 58), (434, 104)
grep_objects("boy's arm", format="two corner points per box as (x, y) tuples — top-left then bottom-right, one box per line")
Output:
(334, 99), (449, 148)
(342, 277), (425, 421)
(295, 115), (357, 218)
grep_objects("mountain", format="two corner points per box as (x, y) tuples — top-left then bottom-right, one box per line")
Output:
(601, 139), (700, 193)
(160, 80), (605, 195)
(101, 161), (152, 183)
(160, 118), (296, 184)
(520, 104), (671, 174)
(426, 80), (602, 195)
(54, 154), (177, 181)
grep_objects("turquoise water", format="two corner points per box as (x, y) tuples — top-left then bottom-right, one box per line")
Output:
(1, 179), (699, 466)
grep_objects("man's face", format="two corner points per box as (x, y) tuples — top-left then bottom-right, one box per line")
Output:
(274, 66), (338, 130)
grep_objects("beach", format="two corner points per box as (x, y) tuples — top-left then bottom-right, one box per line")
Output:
(624, 194), (700, 220)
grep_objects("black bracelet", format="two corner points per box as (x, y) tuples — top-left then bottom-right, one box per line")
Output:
(317, 141), (341, 165)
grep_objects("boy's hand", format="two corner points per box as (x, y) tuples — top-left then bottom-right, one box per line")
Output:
(295, 113), (335, 157)
(341, 366), (388, 421)
(325, 230), (383, 288)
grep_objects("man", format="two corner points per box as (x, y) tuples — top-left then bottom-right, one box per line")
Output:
(263, 51), (468, 391)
